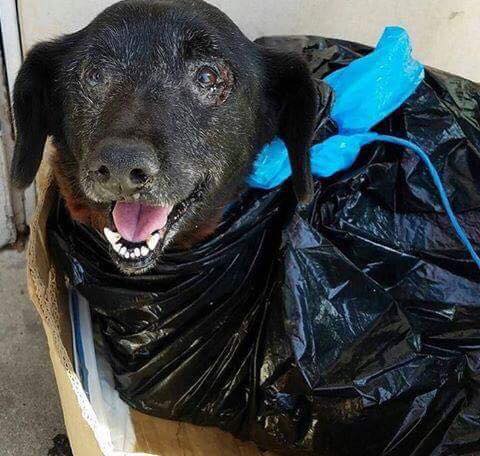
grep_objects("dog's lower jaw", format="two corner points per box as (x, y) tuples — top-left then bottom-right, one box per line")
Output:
(173, 213), (224, 250)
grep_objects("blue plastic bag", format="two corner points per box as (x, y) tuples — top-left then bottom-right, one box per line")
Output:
(247, 27), (424, 189)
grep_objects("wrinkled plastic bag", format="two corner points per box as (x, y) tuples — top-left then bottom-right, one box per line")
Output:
(49, 33), (480, 455)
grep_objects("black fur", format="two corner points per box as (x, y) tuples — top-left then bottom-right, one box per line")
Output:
(12, 0), (317, 271)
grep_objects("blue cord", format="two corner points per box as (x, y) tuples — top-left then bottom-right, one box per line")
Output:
(374, 134), (480, 269)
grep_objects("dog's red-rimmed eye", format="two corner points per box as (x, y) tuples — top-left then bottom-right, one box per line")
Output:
(85, 68), (105, 87)
(196, 66), (218, 87)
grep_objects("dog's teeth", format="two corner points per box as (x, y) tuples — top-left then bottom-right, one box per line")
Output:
(113, 243), (122, 252)
(134, 248), (141, 258)
(125, 252), (130, 259)
(146, 232), (161, 250)
(120, 246), (127, 255)
(141, 246), (149, 257)
(104, 227), (121, 245)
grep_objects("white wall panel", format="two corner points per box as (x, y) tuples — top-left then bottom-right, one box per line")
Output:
(17, 0), (480, 80)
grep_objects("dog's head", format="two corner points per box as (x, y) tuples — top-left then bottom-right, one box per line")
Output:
(12, 0), (317, 274)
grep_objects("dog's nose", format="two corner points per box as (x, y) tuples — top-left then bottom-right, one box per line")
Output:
(89, 140), (159, 195)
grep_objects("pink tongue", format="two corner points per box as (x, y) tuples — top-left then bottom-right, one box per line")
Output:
(113, 202), (173, 243)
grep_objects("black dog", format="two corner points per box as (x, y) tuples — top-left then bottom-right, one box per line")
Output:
(11, 0), (317, 274)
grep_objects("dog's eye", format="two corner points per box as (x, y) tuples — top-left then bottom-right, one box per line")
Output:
(196, 66), (218, 87)
(85, 68), (105, 87)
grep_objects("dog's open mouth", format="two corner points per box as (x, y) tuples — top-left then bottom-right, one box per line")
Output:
(102, 183), (206, 269)
(104, 202), (173, 261)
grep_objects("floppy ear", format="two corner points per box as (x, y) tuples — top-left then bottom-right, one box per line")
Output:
(11, 41), (64, 189)
(262, 48), (318, 204)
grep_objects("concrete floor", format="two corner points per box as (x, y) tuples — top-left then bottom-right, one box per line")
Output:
(0, 249), (65, 455)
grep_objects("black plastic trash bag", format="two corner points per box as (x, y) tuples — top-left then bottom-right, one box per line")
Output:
(49, 35), (480, 455)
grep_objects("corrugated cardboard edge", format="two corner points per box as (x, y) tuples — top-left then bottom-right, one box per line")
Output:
(26, 159), (273, 456)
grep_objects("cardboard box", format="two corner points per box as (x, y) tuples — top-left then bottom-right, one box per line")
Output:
(27, 161), (272, 456)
